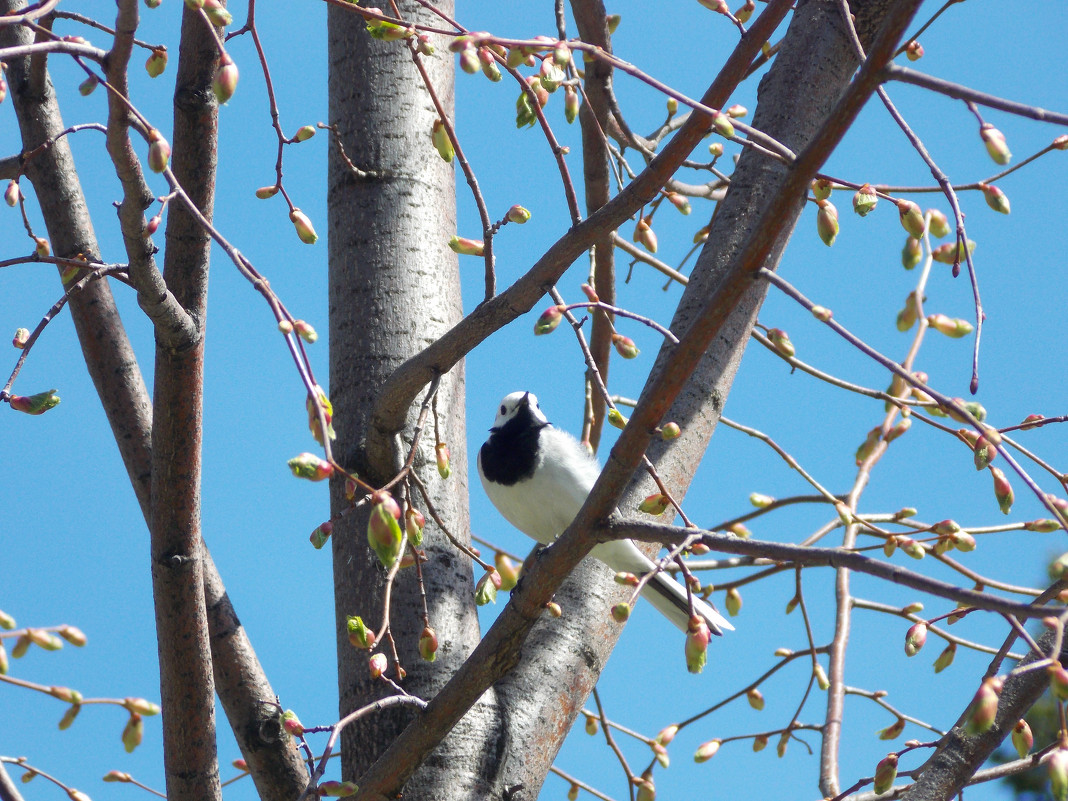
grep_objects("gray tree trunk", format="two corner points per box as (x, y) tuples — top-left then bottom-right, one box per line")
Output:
(327, 3), (503, 799)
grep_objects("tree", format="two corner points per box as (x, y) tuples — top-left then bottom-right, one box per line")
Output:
(3, 1), (1068, 801)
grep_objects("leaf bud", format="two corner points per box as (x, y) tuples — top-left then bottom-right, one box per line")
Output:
(418, 626), (438, 662)
(685, 616), (711, 673)
(79, 75), (98, 96)
(694, 739), (721, 763)
(607, 408), (628, 430)
(213, 55), (239, 103)
(905, 40), (924, 60)
(1011, 719), (1033, 758)
(904, 622), (927, 656)
(293, 125), (316, 142)
(725, 587), (742, 617)
(122, 713), (144, 753)
(811, 178), (832, 200)
(347, 616), (376, 650)
(901, 236), (922, 270)
(9, 388), (61, 415)
(147, 129), (170, 173)
(611, 333), (639, 359)
(368, 653), (388, 679)
(928, 209), (951, 238)
(873, 753), (898, 795)
(878, 717), (906, 740)
(4, 180), (19, 207)
(435, 442), (451, 478)
(766, 327), (795, 357)
(926, 313), (973, 338)
(287, 452), (334, 481)
(933, 641), (956, 673)
(814, 662), (830, 690)
(852, 183), (878, 216)
(475, 569), (500, 605)
(990, 466), (1014, 514)
(747, 688), (765, 710)
(633, 218), (657, 253)
(979, 183), (1010, 214)
(815, 199), (839, 246)
(896, 198), (926, 238)
(289, 208), (318, 244)
(448, 235), (485, 256)
(931, 239), (976, 264)
(281, 709), (304, 737)
(963, 676), (1002, 735)
(494, 552), (519, 591)
(638, 494), (670, 515)
(611, 602), (631, 623)
(980, 123), (1011, 165)
(204, 0), (232, 26)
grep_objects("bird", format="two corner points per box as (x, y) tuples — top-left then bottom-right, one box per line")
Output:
(477, 390), (733, 635)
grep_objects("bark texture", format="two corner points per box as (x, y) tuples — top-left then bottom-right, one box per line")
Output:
(148, 6), (223, 801)
(327, 3), (503, 798)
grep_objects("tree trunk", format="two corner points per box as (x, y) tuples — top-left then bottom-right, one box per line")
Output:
(327, 3), (503, 798)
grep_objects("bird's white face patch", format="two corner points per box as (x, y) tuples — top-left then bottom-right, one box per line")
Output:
(492, 391), (548, 429)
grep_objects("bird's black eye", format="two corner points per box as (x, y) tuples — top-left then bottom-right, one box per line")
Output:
(500, 404), (506, 415)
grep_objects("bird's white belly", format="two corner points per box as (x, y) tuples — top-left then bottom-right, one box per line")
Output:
(480, 450), (592, 545)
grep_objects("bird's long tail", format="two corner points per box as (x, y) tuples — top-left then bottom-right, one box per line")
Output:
(641, 572), (734, 635)
(590, 539), (733, 634)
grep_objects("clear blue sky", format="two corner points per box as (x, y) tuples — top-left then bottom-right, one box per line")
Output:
(2, 1), (1067, 799)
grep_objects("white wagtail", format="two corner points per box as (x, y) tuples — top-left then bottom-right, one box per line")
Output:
(477, 391), (732, 635)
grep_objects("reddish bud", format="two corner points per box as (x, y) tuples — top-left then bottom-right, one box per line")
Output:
(534, 306), (563, 335)
(12, 328), (29, 349)
(289, 209), (318, 244)
(611, 333), (639, 359)
(990, 466), (1014, 514)
(494, 552), (519, 591)
(431, 119), (454, 163)
(435, 442), (451, 478)
(4, 180), (19, 207)
(282, 709), (304, 737)
(874, 753), (898, 795)
(931, 239), (976, 264)
(747, 688), (765, 710)
(963, 676), (1002, 735)
(475, 569), (500, 605)
(1012, 719), (1033, 758)
(122, 713), (144, 753)
(767, 327), (795, 357)
(902, 236), (922, 269)
(288, 452), (333, 481)
(816, 199), (838, 246)
(905, 40), (924, 60)
(656, 725), (678, 746)
(419, 626), (438, 662)
(878, 717), (906, 740)
(638, 493), (671, 515)
(853, 183), (878, 217)
(448, 235), (484, 256)
(904, 622), (927, 656)
(213, 55), (239, 103)
(712, 110), (734, 138)
(633, 218), (657, 253)
(927, 313), (974, 338)
(367, 492), (403, 568)
(725, 587), (742, 617)
(694, 739), (721, 763)
(979, 183), (1010, 215)
(368, 653), (388, 679)
(505, 204), (530, 224)
(1051, 749), (1068, 801)
(896, 198), (926, 238)
(933, 641), (956, 673)
(347, 616), (376, 650)
(685, 616), (711, 673)
(980, 123), (1011, 166)
(9, 388), (61, 415)
(103, 771), (132, 783)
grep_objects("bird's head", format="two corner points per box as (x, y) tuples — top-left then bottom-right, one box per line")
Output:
(490, 391), (549, 431)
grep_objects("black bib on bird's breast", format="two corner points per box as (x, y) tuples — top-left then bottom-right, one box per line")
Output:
(480, 405), (547, 486)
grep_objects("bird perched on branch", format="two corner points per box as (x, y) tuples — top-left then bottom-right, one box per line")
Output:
(477, 391), (732, 635)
